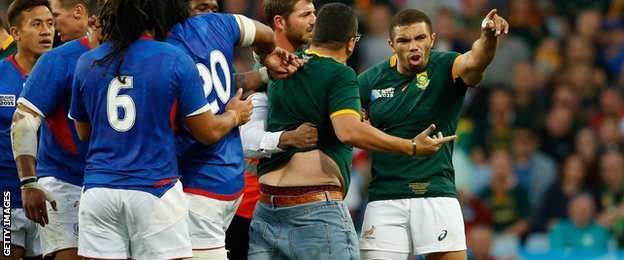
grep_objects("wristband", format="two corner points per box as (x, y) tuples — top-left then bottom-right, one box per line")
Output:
(228, 110), (242, 126)
(259, 67), (271, 84)
(411, 139), (417, 157)
(20, 176), (37, 187)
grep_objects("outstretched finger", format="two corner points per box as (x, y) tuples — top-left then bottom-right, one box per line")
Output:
(418, 124), (436, 137)
(435, 135), (457, 144)
(503, 18), (510, 34)
(485, 9), (497, 20)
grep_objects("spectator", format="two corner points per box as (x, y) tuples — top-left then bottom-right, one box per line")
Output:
(575, 127), (601, 188)
(479, 150), (531, 236)
(356, 3), (393, 71)
(432, 7), (469, 53)
(539, 105), (576, 163)
(534, 154), (588, 232)
(507, 0), (546, 50)
(467, 225), (495, 260)
(511, 128), (557, 211)
(511, 61), (548, 127)
(549, 192), (611, 252)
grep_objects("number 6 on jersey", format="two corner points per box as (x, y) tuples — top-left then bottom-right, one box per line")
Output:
(107, 76), (136, 132)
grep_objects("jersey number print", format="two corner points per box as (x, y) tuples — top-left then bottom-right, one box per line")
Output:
(196, 50), (231, 113)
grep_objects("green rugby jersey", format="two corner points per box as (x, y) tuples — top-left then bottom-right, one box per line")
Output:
(258, 50), (363, 193)
(359, 50), (469, 201)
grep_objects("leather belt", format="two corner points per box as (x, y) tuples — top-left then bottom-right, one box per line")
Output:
(259, 191), (344, 207)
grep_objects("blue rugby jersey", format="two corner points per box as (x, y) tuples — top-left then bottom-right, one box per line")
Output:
(69, 37), (209, 197)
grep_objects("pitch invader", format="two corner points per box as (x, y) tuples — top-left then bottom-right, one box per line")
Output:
(0, 0), (53, 259)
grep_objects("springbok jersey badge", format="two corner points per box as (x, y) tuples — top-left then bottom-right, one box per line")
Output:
(415, 71), (430, 89)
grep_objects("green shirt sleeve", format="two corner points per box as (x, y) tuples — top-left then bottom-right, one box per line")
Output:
(328, 66), (362, 119)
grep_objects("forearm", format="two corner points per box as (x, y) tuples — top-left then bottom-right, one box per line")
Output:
(11, 105), (42, 179)
(277, 130), (296, 150)
(234, 71), (267, 92)
(15, 156), (37, 179)
(184, 111), (239, 145)
(208, 111), (239, 142)
(343, 123), (412, 155)
(468, 32), (499, 71)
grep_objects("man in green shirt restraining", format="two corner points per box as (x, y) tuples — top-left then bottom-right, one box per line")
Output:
(358, 8), (509, 260)
(249, 3), (456, 260)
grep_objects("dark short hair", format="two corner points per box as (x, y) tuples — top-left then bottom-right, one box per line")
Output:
(262, 0), (312, 29)
(389, 9), (432, 40)
(55, 0), (98, 13)
(310, 3), (357, 50)
(7, 0), (52, 28)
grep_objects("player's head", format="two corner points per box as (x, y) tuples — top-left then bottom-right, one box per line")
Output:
(8, 0), (54, 57)
(189, 0), (219, 15)
(389, 9), (436, 74)
(263, 0), (315, 47)
(96, 0), (185, 78)
(49, 0), (96, 42)
(310, 3), (357, 56)
(86, 0), (106, 45)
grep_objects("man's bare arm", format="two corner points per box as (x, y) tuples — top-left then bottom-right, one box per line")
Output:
(331, 114), (456, 157)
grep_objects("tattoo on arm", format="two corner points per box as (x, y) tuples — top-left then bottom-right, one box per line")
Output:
(235, 73), (248, 92)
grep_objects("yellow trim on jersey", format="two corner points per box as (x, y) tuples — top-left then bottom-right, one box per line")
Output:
(330, 109), (362, 120)
(389, 55), (397, 67)
(304, 49), (330, 58)
(2, 36), (14, 50)
(451, 54), (462, 82)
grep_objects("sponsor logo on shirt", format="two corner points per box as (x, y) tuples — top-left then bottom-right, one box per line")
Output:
(0, 95), (15, 107)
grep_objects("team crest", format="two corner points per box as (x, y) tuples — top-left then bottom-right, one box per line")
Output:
(415, 71), (430, 89)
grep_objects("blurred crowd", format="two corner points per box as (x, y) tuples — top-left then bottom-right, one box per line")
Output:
(223, 0), (624, 258)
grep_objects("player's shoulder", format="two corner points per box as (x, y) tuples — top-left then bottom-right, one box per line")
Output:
(430, 50), (461, 64)
(178, 13), (235, 32)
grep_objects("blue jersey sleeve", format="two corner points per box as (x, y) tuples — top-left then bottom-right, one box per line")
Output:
(69, 58), (89, 122)
(175, 55), (209, 117)
(20, 52), (68, 116)
(198, 13), (242, 47)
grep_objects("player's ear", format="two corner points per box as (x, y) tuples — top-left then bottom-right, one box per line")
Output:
(388, 39), (395, 53)
(346, 38), (355, 54)
(430, 32), (436, 46)
(274, 15), (286, 31)
(74, 4), (85, 20)
(9, 25), (20, 41)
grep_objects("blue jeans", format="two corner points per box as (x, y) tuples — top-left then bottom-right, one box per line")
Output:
(248, 198), (360, 260)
